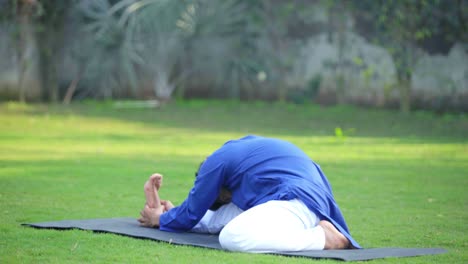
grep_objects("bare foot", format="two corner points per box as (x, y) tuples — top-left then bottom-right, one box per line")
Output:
(319, 220), (350, 249)
(152, 174), (163, 190)
(151, 174), (163, 208)
(144, 174), (163, 209)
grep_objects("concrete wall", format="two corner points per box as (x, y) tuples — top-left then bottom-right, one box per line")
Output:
(289, 31), (467, 109)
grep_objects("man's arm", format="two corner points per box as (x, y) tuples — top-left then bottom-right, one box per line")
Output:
(159, 159), (226, 232)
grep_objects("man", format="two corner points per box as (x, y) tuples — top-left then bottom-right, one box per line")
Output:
(139, 135), (360, 252)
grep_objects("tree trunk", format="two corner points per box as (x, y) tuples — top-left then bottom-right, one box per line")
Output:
(276, 67), (287, 102)
(17, 44), (28, 102)
(63, 66), (83, 105)
(397, 45), (414, 113)
(398, 77), (411, 113)
(334, 2), (347, 104)
(35, 2), (67, 103)
(36, 32), (59, 102)
(16, 0), (36, 102)
(261, 0), (288, 102)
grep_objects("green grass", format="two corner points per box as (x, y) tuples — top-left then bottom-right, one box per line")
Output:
(1, 100), (467, 263)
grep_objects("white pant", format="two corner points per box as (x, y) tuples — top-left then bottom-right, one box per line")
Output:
(191, 203), (244, 234)
(191, 199), (325, 253)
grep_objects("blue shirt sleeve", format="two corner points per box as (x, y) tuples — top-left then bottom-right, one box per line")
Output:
(159, 157), (226, 232)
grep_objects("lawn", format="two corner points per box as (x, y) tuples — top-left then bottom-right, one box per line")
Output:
(0, 100), (467, 263)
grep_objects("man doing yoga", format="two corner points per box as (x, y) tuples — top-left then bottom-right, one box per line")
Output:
(138, 135), (360, 252)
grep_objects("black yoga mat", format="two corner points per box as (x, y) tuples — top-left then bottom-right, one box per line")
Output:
(23, 217), (447, 262)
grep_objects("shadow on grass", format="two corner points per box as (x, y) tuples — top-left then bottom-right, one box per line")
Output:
(3, 100), (467, 142)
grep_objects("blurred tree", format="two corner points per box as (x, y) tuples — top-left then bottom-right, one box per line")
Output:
(77, 0), (200, 101)
(34, 0), (72, 102)
(215, 0), (316, 101)
(4, 0), (462, 108)
(0, 0), (41, 102)
(77, 0), (315, 101)
(327, 0), (350, 104)
(351, 0), (467, 112)
(257, 0), (294, 102)
(199, 0), (262, 100)
(16, 0), (39, 102)
(123, 0), (191, 100)
(70, 0), (149, 101)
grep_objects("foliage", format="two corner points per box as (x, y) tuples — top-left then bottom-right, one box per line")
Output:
(74, 0), (157, 99)
(2, 1), (466, 110)
(287, 74), (322, 104)
(350, 0), (467, 112)
(0, 0), (79, 102)
(71, 0), (321, 101)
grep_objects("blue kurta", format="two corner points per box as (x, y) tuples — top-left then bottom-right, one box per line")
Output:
(159, 135), (361, 249)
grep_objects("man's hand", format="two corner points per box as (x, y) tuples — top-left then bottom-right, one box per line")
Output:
(161, 200), (174, 211)
(138, 204), (164, 227)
